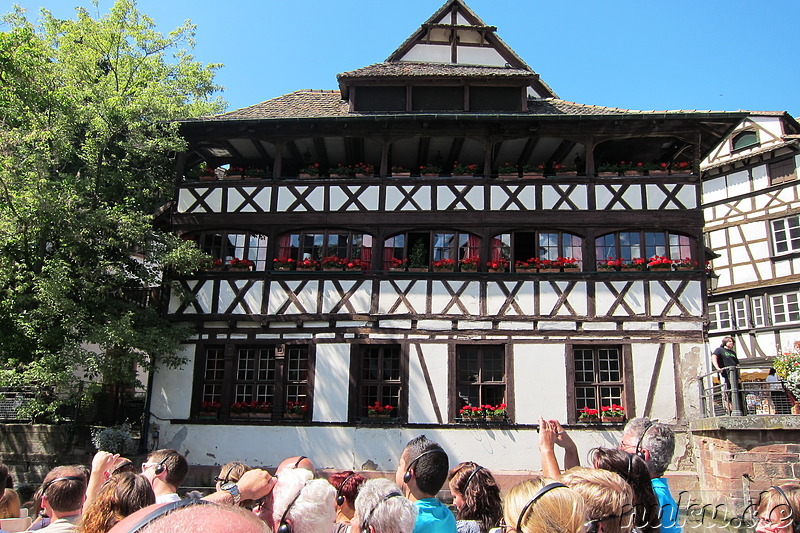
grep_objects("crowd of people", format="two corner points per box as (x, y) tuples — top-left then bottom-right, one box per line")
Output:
(0, 417), (797, 533)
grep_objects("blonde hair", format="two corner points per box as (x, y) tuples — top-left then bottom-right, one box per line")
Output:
(562, 468), (634, 533)
(757, 484), (800, 528)
(0, 488), (21, 519)
(503, 477), (585, 533)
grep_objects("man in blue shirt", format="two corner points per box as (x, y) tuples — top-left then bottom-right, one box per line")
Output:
(395, 435), (456, 533)
(620, 418), (682, 533)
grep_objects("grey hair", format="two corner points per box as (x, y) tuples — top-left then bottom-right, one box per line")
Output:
(273, 468), (336, 533)
(355, 478), (417, 533)
(623, 417), (675, 476)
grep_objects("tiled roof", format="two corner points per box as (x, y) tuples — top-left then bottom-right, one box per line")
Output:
(337, 62), (535, 79)
(189, 91), (744, 122)
(702, 138), (800, 171)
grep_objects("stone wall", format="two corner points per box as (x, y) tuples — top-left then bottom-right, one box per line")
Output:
(0, 424), (93, 484)
(690, 416), (800, 512)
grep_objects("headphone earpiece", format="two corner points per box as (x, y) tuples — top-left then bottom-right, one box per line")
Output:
(336, 472), (356, 506)
(634, 421), (655, 460)
(770, 485), (800, 533)
(153, 451), (179, 476)
(277, 521), (293, 533)
(402, 449), (441, 485)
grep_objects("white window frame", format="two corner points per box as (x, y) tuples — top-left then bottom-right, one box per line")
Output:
(751, 297), (766, 327)
(733, 298), (748, 328)
(709, 302), (732, 331)
(771, 216), (800, 255)
(771, 293), (800, 325)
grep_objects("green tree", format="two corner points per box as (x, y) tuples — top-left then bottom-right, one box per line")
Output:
(0, 1), (223, 419)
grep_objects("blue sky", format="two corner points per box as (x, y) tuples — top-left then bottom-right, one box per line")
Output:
(4, 0), (800, 116)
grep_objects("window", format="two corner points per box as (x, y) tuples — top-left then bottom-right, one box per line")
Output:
(354, 345), (404, 421)
(412, 86), (464, 111)
(769, 158), (797, 186)
(493, 230), (583, 271)
(751, 297), (766, 327)
(383, 231), (480, 271)
(771, 293), (800, 324)
(278, 230), (372, 268)
(708, 302), (732, 331)
(469, 86), (521, 112)
(455, 345), (507, 416)
(731, 130), (759, 151)
(197, 344), (312, 421)
(595, 231), (692, 265)
(354, 86), (406, 112)
(733, 299), (748, 328)
(572, 346), (624, 421)
(196, 231), (268, 270)
(771, 216), (800, 255)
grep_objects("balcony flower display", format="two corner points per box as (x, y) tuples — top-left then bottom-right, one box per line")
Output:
(419, 164), (441, 175)
(296, 258), (320, 271)
(624, 257), (646, 270)
(391, 166), (410, 176)
(230, 401), (252, 417)
(648, 255), (672, 270)
(672, 161), (692, 174)
(486, 258), (509, 272)
(673, 257), (698, 270)
(354, 162), (374, 176)
(273, 257), (295, 270)
(229, 257), (255, 271)
(285, 401), (308, 418)
(597, 162), (623, 175)
(452, 161), (479, 176)
(322, 256), (345, 270)
(459, 405), (484, 420)
(299, 163), (320, 177)
(497, 162), (517, 175)
(557, 257), (579, 270)
(598, 258), (623, 271)
(459, 256), (479, 272)
(601, 404), (625, 422)
(367, 401), (396, 418)
(345, 258), (364, 271)
(522, 163), (547, 175)
(484, 403), (507, 421)
(199, 400), (221, 419)
(538, 259), (561, 272)
(578, 406), (600, 422)
(515, 258), (539, 272)
(432, 258), (456, 272)
(389, 257), (407, 271)
(328, 163), (353, 177)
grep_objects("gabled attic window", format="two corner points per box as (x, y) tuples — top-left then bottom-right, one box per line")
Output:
(731, 130), (759, 152)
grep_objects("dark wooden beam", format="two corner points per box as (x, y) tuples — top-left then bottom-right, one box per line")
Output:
(516, 137), (539, 167)
(445, 137), (465, 173)
(287, 140), (303, 167)
(222, 140), (245, 162)
(491, 140), (504, 170)
(417, 137), (431, 168)
(550, 139), (577, 166)
(313, 137), (330, 173)
(250, 139), (273, 167)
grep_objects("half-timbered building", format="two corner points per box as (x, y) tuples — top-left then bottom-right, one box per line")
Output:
(150, 0), (744, 471)
(702, 112), (800, 359)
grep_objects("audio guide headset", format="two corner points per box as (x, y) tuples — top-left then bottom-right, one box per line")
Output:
(463, 464), (484, 491)
(361, 492), (402, 533)
(336, 472), (357, 506)
(294, 456), (307, 468)
(403, 449), (443, 484)
(515, 482), (567, 532)
(634, 420), (656, 460)
(770, 485), (800, 533)
(277, 482), (309, 533)
(153, 451), (178, 476)
(41, 476), (84, 495)
(584, 506), (635, 533)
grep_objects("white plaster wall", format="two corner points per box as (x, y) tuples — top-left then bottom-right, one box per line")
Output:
(321, 281), (371, 314)
(595, 281), (645, 316)
(399, 44), (451, 63)
(726, 170), (751, 197)
(458, 47), (506, 66)
(540, 282), (587, 316)
(431, 281), (480, 315)
(313, 344), (350, 423)
(702, 177), (727, 204)
(490, 185), (535, 210)
(276, 186), (323, 212)
(150, 345), (195, 420)
(408, 344), (449, 424)
(514, 344), (567, 424)
(386, 186), (432, 211)
(751, 164), (769, 191)
(330, 186), (379, 211)
(708, 229), (727, 250)
(378, 280), (427, 314)
(631, 344), (677, 422)
(486, 281), (534, 316)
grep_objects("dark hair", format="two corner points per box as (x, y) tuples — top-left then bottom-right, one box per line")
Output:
(328, 471), (366, 506)
(590, 448), (660, 533)
(0, 464), (7, 491)
(448, 462), (502, 533)
(40, 466), (87, 513)
(147, 449), (188, 489)
(720, 336), (734, 348)
(79, 472), (155, 533)
(404, 435), (449, 496)
(215, 462), (250, 485)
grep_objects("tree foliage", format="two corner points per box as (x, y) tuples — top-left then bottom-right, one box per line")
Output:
(0, 1), (223, 418)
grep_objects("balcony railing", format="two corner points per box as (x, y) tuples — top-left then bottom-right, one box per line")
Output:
(698, 366), (796, 417)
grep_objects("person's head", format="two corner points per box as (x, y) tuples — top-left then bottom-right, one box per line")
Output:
(590, 448), (659, 533)
(721, 336), (735, 349)
(39, 466), (88, 516)
(395, 435), (449, 498)
(111, 458), (137, 477)
(141, 450), (188, 492)
(276, 456), (316, 476)
(755, 484), (800, 533)
(328, 471), (366, 516)
(79, 472), (156, 533)
(268, 467), (335, 533)
(562, 467), (634, 533)
(108, 500), (270, 533)
(214, 462), (251, 492)
(353, 478), (416, 533)
(769, 367), (777, 377)
(0, 463), (7, 491)
(447, 462), (502, 531)
(618, 418), (675, 477)
(0, 488), (21, 519)
(502, 477), (585, 533)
